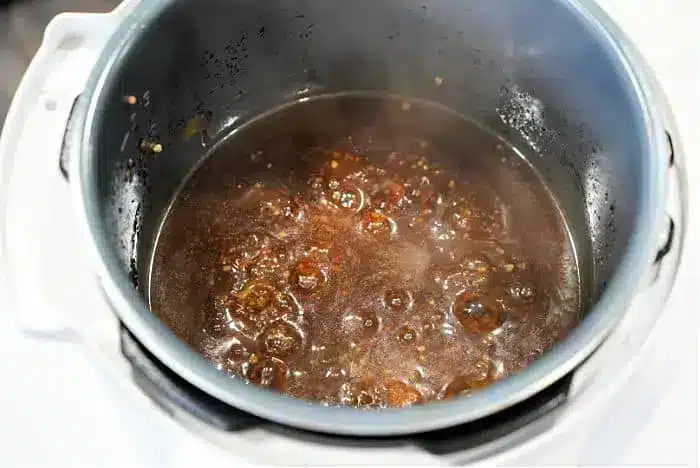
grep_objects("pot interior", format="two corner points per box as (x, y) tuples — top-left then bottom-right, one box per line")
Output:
(89, 0), (648, 404)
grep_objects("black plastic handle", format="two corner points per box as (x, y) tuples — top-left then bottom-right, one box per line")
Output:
(417, 372), (571, 456)
(119, 322), (573, 454)
(654, 216), (675, 264)
(665, 130), (675, 167)
(654, 131), (677, 265)
(58, 95), (82, 181)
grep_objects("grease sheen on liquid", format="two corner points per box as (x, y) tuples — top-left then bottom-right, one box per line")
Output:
(149, 95), (582, 408)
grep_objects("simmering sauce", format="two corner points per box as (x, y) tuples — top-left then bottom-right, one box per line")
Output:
(149, 95), (582, 408)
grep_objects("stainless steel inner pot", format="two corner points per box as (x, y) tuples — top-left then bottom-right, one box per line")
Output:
(70, 0), (669, 435)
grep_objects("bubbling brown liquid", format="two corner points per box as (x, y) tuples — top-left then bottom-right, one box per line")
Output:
(149, 95), (582, 408)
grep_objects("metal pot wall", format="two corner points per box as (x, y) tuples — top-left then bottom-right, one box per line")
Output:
(65, 0), (677, 436)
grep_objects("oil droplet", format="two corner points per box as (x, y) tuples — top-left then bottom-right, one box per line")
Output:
(342, 309), (380, 342)
(324, 179), (365, 212)
(397, 325), (418, 344)
(275, 291), (302, 318)
(226, 339), (250, 363)
(258, 321), (303, 358)
(442, 374), (491, 399)
(237, 282), (276, 311)
(383, 289), (413, 312)
(452, 291), (503, 334)
(227, 313), (257, 336)
(203, 308), (233, 339)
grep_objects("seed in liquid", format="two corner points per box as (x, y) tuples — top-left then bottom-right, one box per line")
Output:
(385, 380), (424, 407)
(339, 382), (380, 408)
(323, 366), (348, 380)
(290, 260), (326, 293)
(260, 193), (303, 221)
(233, 230), (270, 261)
(465, 258), (491, 273)
(372, 181), (406, 210)
(507, 282), (536, 303)
(360, 209), (395, 236)
(445, 204), (473, 231)
(247, 253), (281, 278)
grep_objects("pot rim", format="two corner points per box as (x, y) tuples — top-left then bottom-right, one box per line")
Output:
(71, 0), (668, 436)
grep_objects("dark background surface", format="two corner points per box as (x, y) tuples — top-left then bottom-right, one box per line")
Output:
(0, 0), (120, 127)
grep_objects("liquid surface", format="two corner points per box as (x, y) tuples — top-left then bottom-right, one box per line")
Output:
(150, 95), (581, 408)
